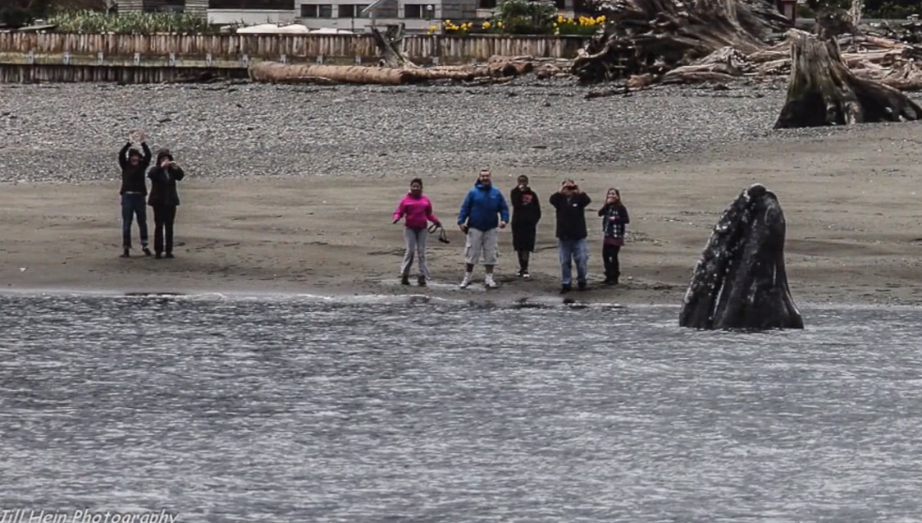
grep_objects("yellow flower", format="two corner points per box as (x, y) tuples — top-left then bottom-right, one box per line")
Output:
(498, 21), (503, 27)
(596, 15), (605, 23)
(429, 25), (437, 31)
(483, 21), (491, 29)
(557, 14), (564, 23)
(552, 22), (557, 27)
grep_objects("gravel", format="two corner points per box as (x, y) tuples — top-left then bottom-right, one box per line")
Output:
(1, 80), (921, 183)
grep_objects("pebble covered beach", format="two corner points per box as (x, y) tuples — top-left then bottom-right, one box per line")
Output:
(2, 79), (903, 184)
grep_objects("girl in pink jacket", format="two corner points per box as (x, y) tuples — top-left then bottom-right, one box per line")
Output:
(393, 178), (441, 286)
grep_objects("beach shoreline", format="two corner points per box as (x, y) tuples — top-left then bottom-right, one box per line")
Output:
(4, 124), (922, 307)
(3, 83), (922, 307)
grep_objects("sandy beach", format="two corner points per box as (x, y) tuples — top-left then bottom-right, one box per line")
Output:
(2, 106), (922, 305)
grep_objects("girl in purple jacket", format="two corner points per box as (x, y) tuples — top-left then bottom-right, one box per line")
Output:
(393, 178), (441, 286)
(598, 187), (630, 285)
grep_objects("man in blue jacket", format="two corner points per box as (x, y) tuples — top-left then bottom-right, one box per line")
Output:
(457, 169), (510, 289)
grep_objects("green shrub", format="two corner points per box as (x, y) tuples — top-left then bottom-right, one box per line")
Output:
(46, 9), (216, 34)
(491, 0), (557, 35)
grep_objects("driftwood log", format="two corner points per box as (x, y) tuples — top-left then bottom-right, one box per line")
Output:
(247, 21), (566, 86)
(249, 62), (411, 85)
(369, 24), (420, 69)
(248, 61), (493, 85)
(774, 29), (922, 128)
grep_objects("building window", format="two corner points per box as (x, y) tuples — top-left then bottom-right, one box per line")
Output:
(301, 4), (333, 17)
(404, 4), (434, 18)
(478, 0), (497, 7)
(339, 4), (369, 17)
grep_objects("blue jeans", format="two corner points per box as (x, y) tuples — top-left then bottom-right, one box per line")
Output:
(121, 194), (149, 249)
(558, 238), (589, 286)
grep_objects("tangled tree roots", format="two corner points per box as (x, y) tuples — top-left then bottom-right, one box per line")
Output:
(570, 0), (791, 84)
(774, 29), (922, 128)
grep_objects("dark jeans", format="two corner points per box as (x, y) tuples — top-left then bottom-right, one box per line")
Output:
(153, 205), (178, 255)
(603, 244), (621, 280)
(121, 194), (148, 249)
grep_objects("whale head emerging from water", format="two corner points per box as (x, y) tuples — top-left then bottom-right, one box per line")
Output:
(679, 183), (804, 331)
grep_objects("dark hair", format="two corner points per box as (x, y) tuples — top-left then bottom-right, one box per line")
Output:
(156, 148), (173, 163)
(608, 187), (623, 204)
(410, 178), (423, 189)
(127, 148), (142, 158)
(517, 175), (529, 183)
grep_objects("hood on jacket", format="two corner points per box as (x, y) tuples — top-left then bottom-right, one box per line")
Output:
(156, 148), (174, 165)
(127, 148), (142, 159)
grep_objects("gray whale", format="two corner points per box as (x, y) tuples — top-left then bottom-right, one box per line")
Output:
(679, 183), (804, 331)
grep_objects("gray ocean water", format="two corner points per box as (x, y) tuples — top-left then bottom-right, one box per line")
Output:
(1, 293), (921, 523)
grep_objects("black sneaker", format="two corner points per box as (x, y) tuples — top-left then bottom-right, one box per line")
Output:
(401, 274), (410, 286)
(155, 252), (163, 259)
(578, 281), (588, 291)
(417, 275), (427, 287)
(165, 253), (175, 259)
(142, 247), (152, 257)
(120, 249), (130, 258)
(560, 284), (571, 294)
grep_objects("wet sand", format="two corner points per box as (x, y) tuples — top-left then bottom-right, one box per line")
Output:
(3, 121), (922, 306)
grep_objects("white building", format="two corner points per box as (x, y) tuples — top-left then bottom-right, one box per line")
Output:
(207, 0), (577, 33)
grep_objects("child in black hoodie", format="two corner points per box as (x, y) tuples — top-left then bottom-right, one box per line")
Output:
(147, 148), (185, 259)
(510, 175), (541, 278)
(598, 188), (630, 285)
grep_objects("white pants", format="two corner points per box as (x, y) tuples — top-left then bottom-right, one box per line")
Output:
(401, 227), (430, 278)
(464, 227), (498, 266)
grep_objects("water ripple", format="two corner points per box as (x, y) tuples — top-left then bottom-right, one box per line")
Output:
(0, 296), (920, 522)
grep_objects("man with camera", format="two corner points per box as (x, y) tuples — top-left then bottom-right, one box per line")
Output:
(549, 179), (592, 293)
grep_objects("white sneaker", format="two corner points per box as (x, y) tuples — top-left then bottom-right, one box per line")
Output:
(522, 272), (530, 280)
(459, 275), (472, 288)
(484, 277), (497, 289)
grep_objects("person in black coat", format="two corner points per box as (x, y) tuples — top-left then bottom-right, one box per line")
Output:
(509, 175), (541, 278)
(118, 131), (152, 258)
(147, 148), (185, 259)
(549, 179), (592, 293)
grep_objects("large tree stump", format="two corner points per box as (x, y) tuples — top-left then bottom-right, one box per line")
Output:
(773, 29), (922, 128)
(571, 0), (791, 83)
